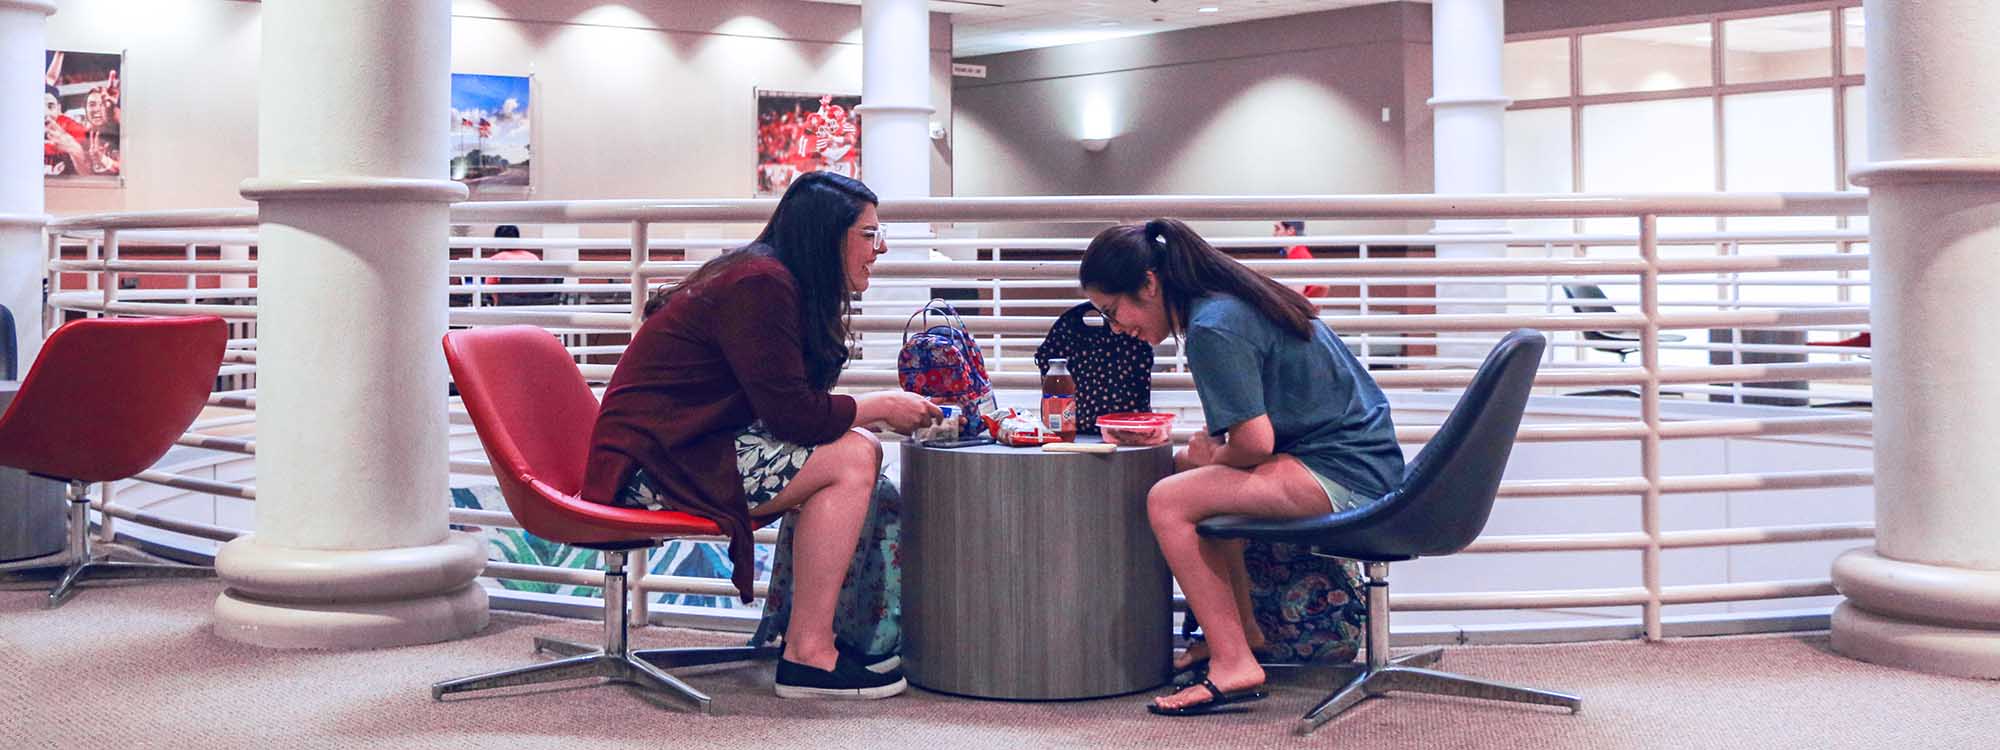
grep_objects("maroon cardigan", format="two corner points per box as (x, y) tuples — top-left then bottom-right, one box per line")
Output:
(583, 254), (857, 602)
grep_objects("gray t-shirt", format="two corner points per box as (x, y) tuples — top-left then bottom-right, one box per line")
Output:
(1183, 293), (1404, 498)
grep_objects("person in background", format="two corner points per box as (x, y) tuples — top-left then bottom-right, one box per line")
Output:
(1275, 220), (1329, 301)
(584, 171), (940, 700)
(1080, 218), (1403, 716)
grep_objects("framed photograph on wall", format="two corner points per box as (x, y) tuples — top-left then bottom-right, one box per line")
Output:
(755, 89), (861, 197)
(44, 50), (123, 184)
(451, 73), (533, 197)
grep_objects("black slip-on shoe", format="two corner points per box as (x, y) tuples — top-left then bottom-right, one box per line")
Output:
(774, 653), (909, 700)
(839, 642), (902, 674)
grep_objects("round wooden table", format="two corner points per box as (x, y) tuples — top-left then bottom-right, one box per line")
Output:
(900, 437), (1175, 700)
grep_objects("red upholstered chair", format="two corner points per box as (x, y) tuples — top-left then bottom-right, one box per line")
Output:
(0, 316), (227, 607)
(430, 325), (776, 712)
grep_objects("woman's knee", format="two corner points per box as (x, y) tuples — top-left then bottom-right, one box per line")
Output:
(822, 429), (881, 487)
(1147, 475), (1193, 528)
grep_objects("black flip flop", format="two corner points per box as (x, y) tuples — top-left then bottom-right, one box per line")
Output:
(1146, 677), (1268, 716)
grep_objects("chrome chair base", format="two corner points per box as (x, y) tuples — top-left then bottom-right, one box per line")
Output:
(429, 640), (779, 713)
(429, 549), (780, 712)
(0, 556), (217, 608)
(1296, 647), (1581, 734)
(1291, 560), (1581, 736)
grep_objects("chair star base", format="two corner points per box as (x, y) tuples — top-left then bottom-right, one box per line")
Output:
(1292, 561), (1580, 735)
(428, 549), (778, 712)
(1297, 647), (1581, 735)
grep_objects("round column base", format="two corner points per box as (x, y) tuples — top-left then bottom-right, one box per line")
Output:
(212, 532), (490, 649)
(1831, 602), (2000, 679)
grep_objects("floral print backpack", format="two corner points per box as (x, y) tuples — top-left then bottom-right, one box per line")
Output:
(897, 299), (996, 414)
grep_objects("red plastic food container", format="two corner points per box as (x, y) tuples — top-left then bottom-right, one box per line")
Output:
(1096, 412), (1177, 447)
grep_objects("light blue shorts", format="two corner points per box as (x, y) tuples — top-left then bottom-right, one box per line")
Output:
(1306, 468), (1366, 513)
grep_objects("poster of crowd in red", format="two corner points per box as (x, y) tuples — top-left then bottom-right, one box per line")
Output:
(451, 73), (532, 196)
(755, 89), (861, 197)
(44, 50), (122, 182)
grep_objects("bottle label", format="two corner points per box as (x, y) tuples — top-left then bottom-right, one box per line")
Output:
(1042, 395), (1075, 432)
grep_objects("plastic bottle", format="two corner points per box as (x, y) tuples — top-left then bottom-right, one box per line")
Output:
(1041, 358), (1077, 442)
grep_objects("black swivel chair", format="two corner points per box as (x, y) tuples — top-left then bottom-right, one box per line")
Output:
(1, 304), (16, 381)
(1198, 329), (1580, 734)
(1563, 283), (1685, 361)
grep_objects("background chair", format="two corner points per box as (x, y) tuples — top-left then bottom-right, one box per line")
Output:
(0, 316), (226, 607)
(1563, 283), (1686, 361)
(431, 325), (776, 712)
(1, 303), (15, 381)
(1198, 329), (1580, 734)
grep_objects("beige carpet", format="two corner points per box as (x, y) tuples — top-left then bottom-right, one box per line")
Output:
(1, 575), (1992, 750)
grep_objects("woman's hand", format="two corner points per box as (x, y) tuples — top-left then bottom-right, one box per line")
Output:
(1184, 431), (1221, 467)
(855, 391), (944, 434)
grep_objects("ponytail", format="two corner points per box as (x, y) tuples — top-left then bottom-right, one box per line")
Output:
(1081, 217), (1316, 340)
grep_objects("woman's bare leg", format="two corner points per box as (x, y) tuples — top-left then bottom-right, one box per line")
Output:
(751, 428), (881, 671)
(1173, 540), (1267, 670)
(1149, 455), (1328, 711)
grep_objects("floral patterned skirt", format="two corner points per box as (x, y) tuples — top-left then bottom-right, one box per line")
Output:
(615, 422), (903, 656)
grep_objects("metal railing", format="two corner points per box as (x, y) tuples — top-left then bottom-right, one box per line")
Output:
(43, 192), (1873, 640)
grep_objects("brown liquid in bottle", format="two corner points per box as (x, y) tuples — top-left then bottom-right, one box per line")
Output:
(1042, 358), (1078, 442)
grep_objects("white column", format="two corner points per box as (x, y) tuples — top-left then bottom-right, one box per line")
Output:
(1833, 0), (2000, 678)
(1429, 0), (1510, 362)
(214, 0), (485, 649)
(0, 2), (56, 375)
(1832, 0), (2000, 680)
(858, 0), (934, 359)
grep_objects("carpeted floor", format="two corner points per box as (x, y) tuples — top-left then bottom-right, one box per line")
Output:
(1, 573), (1993, 750)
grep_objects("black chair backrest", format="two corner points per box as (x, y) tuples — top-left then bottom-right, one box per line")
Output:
(1336, 329), (1547, 558)
(1562, 283), (1617, 315)
(0, 304), (15, 381)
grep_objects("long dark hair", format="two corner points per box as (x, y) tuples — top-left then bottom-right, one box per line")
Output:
(645, 171), (877, 389)
(1079, 217), (1316, 340)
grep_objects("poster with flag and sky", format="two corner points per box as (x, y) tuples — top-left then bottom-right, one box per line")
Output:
(450, 73), (531, 196)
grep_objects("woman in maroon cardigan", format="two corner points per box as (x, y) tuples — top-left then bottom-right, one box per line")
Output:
(583, 172), (940, 699)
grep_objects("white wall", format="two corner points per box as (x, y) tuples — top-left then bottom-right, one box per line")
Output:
(42, 0), (954, 216)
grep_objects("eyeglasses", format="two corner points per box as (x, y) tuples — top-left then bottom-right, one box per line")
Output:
(858, 227), (885, 250)
(1095, 298), (1122, 321)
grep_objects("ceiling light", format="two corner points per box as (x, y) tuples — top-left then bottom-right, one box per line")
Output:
(1198, 6), (1221, 12)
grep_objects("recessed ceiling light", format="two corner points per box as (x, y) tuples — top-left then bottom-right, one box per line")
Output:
(1097, 20), (1120, 27)
(1198, 6), (1221, 12)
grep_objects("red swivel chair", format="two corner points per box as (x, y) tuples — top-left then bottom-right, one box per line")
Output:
(430, 325), (776, 712)
(0, 316), (227, 607)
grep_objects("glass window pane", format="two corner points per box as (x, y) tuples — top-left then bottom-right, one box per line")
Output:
(1505, 38), (1571, 100)
(1580, 23), (1713, 95)
(1723, 11), (1832, 84)
(1505, 106), (1574, 235)
(1842, 6), (1866, 76)
(1724, 89), (1838, 232)
(1580, 97), (1716, 233)
(1843, 84), (1866, 190)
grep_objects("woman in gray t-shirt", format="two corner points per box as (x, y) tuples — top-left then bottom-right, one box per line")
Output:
(1080, 218), (1403, 716)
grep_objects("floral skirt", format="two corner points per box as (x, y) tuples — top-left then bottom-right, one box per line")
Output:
(615, 422), (901, 654)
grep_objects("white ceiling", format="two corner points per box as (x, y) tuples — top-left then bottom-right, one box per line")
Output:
(807, 0), (1414, 58)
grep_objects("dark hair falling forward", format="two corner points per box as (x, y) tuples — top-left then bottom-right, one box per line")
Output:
(1079, 217), (1317, 341)
(644, 171), (877, 390)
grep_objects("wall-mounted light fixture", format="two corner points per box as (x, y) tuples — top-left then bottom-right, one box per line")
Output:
(1081, 137), (1111, 152)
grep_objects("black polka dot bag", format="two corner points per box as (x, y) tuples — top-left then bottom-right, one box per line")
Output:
(1034, 302), (1154, 434)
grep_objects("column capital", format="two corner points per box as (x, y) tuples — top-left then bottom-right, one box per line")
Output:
(0, 212), (48, 229)
(240, 177), (469, 203)
(0, 1), (58, 15)
(1849, 158), (2000, 187)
